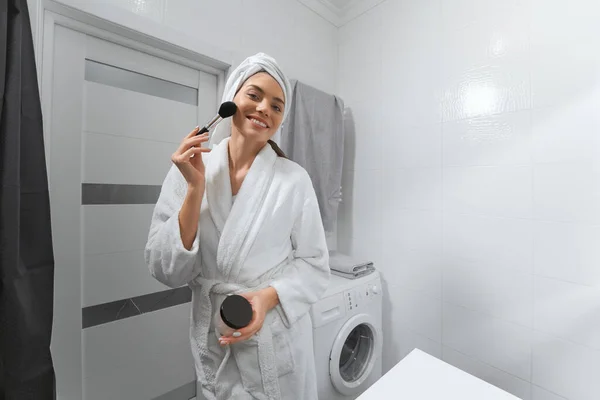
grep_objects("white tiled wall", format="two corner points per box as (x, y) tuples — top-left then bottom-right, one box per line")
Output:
(49, 0), (338, 95)
(337, 0), (600, 399)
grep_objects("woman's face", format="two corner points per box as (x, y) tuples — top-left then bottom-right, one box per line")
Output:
(231, 72), (285, 142)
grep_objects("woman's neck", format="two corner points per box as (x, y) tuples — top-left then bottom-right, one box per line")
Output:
(227, 131), (264, 173)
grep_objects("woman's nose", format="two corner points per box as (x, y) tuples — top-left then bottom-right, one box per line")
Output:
(256, 100), (269, 115)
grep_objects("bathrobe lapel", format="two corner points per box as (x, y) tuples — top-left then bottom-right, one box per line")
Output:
(205, 137), (278, 280)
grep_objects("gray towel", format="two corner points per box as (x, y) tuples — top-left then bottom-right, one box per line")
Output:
(329, 251), (373, 274)
(330, 267), (375, 280)
(280, 80), (345, 233)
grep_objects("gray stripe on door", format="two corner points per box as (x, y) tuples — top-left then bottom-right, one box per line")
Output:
(85, 59), (198, 106)
(82, 286), (192, 329)
(82, 183), (162, 204)
(152, 381), (196, 400)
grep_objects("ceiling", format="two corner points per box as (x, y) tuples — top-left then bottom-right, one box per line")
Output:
(297, 0), (385, 27)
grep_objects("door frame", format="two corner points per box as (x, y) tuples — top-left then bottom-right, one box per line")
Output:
(35, 0), (231, 173)
(34, 2), (230, 398)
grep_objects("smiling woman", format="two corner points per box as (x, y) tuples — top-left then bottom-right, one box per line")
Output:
(145, 52), (330, 400)
(230, 72), (287, 159)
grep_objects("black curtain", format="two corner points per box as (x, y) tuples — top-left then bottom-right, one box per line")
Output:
(0, 0), (56, 399)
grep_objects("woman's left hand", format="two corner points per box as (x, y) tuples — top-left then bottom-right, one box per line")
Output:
(219, 287), (279, 346)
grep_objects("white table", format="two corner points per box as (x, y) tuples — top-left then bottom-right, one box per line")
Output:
(357, 349), (521, 399)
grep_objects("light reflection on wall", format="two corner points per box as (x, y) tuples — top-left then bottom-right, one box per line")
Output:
(490, 36), (506, 58)
(463, 82), (499, 118)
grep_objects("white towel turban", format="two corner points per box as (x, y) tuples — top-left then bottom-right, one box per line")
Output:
(208, 52), (293, 147)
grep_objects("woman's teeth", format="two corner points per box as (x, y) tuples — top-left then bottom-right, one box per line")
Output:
(249, 118), (267, 128)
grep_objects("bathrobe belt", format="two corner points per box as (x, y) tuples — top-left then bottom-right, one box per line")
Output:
(195, 278), (282, 400)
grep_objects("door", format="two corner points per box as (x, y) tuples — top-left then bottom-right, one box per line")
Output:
(43, 20), (218, 400)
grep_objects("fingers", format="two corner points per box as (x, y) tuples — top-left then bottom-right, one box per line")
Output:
(178, 133), (208, 153)
(186, 126), (200, 138)
(180, 146), (210, 160)
(172, 146), (209, 164)
(220, 329), (255, 346)
(175, 129), (208, 153)
(185, 132), (209, 146)
(219, 319), (261, 345)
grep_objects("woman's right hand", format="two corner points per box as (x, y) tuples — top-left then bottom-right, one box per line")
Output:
(171, 127), (211, 188)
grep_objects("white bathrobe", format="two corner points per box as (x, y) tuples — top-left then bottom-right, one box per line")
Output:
(145, 137), (330, 400)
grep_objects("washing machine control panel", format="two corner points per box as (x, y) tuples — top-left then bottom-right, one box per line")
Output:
(344, 280), (380, 312)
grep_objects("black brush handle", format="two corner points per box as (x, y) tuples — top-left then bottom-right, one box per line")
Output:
(196, 126), (209, 136)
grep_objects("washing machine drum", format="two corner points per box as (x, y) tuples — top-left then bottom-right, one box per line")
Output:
(329, 313), (382, 396)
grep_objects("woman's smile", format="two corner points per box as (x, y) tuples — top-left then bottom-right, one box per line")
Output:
(247, 115), (269, 129)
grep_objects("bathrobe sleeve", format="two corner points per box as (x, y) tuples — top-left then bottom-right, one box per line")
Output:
(144, 164), (202, 288)
(270, 172), (330, 327)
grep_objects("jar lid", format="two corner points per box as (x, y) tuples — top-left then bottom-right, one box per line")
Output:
(220, 294), (253, 330)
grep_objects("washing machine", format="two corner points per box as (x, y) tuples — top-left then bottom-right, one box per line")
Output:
(310, 270), (383, 399)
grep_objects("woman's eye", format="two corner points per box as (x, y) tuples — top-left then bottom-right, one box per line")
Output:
(273, 105), (282, 112)
(248, 93), (259, 100)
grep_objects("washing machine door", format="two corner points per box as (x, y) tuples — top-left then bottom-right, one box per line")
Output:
(329, 313), (382, 396)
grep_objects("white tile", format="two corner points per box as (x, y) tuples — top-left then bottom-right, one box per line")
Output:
(441, 65), (531, 122)
(338, 4), (381, 46)
(381, 66), (443, 127)
(533, 221), (600, 287)
(533, 162), (600, 224)
(381, 209), (443, 255)
(342, 112), (357, 171)
(347, 168), (383, 264)
(292, 3), (338, 93)
(532, 331), (600, 400)
(397, 326), (442, 362)
(83, 131), (173, 185)
(443, 213), (533, 275)
(531, 385), (567, 400)
(443, 111), (532, 167)
(380, 0), (443, 127)
(442, 347), (532, 400)
(443, 303), (533, 380)
(350, 168), (383, 240)
(382, 0), (442, 49)
(381, 247), (442, 299)
(238, 0), (299, 61)
(338, 7), (381, 106)
(82, 250), (166, 307)
(338, 42), (380, 105)
(83, 205), (155, 255)
(444, 261), (533, 327)
(442, 0), (531, 31)
(393, 286), (442, 342)
(443, 166), (533, 218)
(530, 41), (600, 110)
(163, 0), (242, 53)
(352, 105), (384, 171)
(383, 124), (442, 169)
(383, 280), (442, 373)
(534, 277), (600, 350)
(442, 0), (485, 30)
(83, 304), (194, 400)
(532, 103), (600, 164)
(531, 0), (600, 47)
(336, 170), (354, 252)
(442, 12), (530, 80)
(382, 167), (442, 211)
(383, 324), (442, 374)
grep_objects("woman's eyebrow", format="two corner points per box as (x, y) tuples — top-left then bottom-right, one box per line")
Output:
(247, 84), (285, 105)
